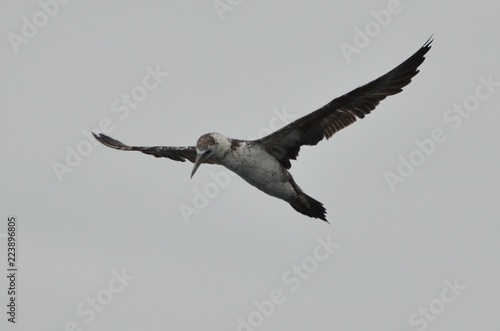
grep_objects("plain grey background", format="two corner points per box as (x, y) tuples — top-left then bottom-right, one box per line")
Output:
(1, 1), (499, 330)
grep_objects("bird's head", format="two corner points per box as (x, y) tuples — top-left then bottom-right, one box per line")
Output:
(191, 133), (228, 178)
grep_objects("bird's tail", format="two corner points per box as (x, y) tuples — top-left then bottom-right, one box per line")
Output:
(289, 193), (328, 223)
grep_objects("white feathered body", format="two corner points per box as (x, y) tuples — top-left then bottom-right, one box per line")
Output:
(209, 133), (297, 201)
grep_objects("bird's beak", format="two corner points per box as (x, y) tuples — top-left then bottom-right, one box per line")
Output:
(191, 153), (207, 178)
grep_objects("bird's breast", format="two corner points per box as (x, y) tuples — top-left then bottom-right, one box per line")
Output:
(220, 144), (295, 200)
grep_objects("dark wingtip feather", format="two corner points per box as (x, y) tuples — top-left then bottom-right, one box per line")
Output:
(93, 132), (133, 150)
(290, 193), (329, 223)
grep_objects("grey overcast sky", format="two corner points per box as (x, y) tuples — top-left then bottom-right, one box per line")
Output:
(1, 1), (499, 330)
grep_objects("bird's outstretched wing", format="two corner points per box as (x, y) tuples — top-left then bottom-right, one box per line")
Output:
(257, 38), (433, 169)
(93, 133), (219, 164)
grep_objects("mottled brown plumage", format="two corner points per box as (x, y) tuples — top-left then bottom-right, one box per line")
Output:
(257, 38), (432, 169)
(93, 133), (219, 164)
(93, 38), (432, 222)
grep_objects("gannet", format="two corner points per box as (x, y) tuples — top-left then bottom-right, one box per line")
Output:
(94, 38), (432, 223)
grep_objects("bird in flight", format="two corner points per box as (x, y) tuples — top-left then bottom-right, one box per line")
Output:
(94, 38), (432, 223)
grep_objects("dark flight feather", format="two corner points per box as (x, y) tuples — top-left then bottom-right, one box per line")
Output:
(92, 133), (219, 164)
(257, 38), (433, 169)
